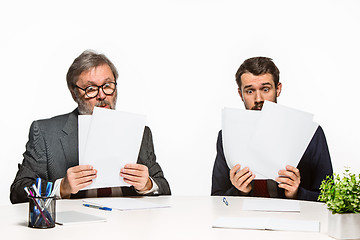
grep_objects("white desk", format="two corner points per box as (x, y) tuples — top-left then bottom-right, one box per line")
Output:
(2, 196), (333, 240)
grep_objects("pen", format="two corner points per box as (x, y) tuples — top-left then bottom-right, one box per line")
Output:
(28, 187), (35, 198)
(83, 204), (112, 211)
(32, 184), (41, 197)
(24, 187), (31, 196)
(49, 182), (60, 197)
(223, 197), (229, 206)
(44, 182), (59, 208)
(36, 178), (42, 196)
(45, 182), (53, 197)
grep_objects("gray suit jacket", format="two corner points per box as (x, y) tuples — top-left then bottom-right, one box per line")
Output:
(10, 109), (171, 204)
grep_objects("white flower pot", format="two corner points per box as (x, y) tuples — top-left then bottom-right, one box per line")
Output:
(328, 211), (360, 239)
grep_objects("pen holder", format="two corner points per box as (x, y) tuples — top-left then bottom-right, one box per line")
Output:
(28, 196), (56, 228)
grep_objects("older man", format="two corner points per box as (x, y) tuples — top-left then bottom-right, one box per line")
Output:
(10, 50), (171, 203)
(211, 57), (333, 201)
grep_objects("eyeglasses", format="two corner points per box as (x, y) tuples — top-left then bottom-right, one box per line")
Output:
(76, 82), (117, 98)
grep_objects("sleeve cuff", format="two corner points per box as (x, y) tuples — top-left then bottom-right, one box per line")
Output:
(54, 178), (63, 199)
(135, 177), (159, 195)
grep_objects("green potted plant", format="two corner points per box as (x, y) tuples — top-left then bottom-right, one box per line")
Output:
(318, 169), (360, 239)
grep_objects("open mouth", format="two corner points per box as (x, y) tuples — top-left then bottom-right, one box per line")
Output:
(252, 105), (263, 110)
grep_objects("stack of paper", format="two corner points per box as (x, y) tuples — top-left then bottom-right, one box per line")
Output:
(79, 107), (146, 190)
(213, 216), (319, 232)
(222, 101), (318, 180)
(83, 198), (170, 211)
(241, 198), (300, 212)
(56, 211), (107, 225)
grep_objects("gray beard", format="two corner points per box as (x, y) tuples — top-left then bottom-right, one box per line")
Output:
(76, 93), (117, 115)
(77, 100), (94, 115)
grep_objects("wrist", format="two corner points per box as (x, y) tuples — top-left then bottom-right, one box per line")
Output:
(239, 188), (252, 196)
(234, 184), (252, 195)
(139, 178), (153, 192)
(60, 179), (71, 199)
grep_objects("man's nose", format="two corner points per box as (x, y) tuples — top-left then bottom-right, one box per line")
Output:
(255, 91), (264, 103)
(96, 88), (106, 100)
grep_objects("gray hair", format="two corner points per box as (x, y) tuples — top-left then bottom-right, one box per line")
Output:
(66, 50), (119, 95)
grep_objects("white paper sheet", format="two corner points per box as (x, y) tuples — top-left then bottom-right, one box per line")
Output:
(79, 107), (146, 190)
(78, 115), (92, 164)
(213, 216), (319, 232)
(83, 198), (170, 211)
(241, 198), (300, 212)
(222, 102), (318, 181)
(213, 216), (268, 230)
(268, 218), (319, 232)
(56, 211), (106, 225)
(248, 101), (318, 180)
(222, 108), (267, 179)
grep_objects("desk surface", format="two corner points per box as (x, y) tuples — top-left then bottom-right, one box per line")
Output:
(2, 196), (333, 240)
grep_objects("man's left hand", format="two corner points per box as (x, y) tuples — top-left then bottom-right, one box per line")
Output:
(275, 165), (301, 199)
(120, 164), (152, 192)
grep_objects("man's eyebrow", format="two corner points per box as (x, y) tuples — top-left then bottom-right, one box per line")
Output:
(84, 78), (114, 85)
(244, 82), (272, 89)
(103, 77), (114, 82)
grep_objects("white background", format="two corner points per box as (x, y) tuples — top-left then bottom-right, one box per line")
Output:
(1, 0), (359, 206)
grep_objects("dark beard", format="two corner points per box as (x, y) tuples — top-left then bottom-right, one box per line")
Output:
(251, 102), (264, 110)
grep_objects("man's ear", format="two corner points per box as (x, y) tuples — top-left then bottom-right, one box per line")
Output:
(276, 82), (282, 97)
(238, 88), (244, 102)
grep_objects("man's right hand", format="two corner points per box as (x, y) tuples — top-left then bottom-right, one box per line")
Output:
(60, 165), (97, 198)
(229, 164), (255, 194)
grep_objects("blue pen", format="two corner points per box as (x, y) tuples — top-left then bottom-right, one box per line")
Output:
(36, 178), (42, 196)
(223, 197), (229, 206)
(45, 182), (53, 197)
(44, 182), (60, 209)
(83, 204), (112, 211)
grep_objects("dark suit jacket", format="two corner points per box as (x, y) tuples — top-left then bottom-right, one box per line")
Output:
(211, 126), (333, 201)
(10, 109), (171, 204)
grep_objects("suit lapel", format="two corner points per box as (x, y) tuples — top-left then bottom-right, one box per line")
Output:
(60, 109), (79, 167)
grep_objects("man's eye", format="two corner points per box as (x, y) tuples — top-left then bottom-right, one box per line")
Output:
(263, 88), (269, 92)
(246, 90), (253, 94)
(86, 86), (97, 92)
